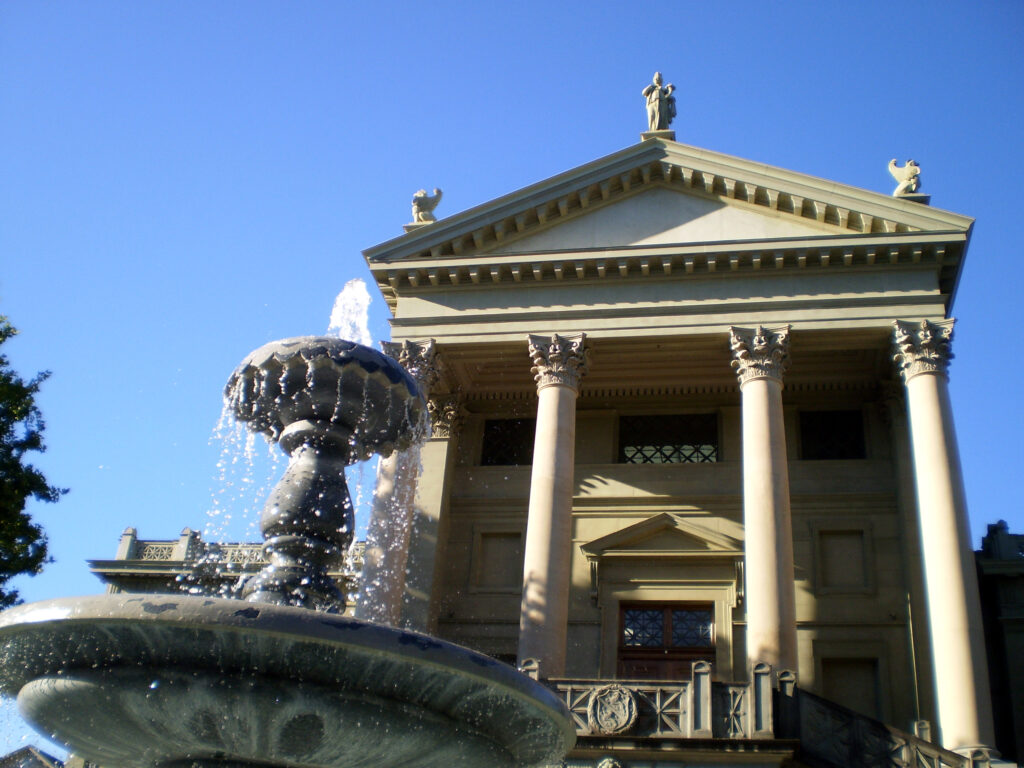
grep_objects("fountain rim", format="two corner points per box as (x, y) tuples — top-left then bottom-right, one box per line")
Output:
(225, 335), (421, 395)
(0, 593), (576, 756)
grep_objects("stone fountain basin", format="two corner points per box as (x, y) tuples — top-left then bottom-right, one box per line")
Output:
(0, 595), (575, 768)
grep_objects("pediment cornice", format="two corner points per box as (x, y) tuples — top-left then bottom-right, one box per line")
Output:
(365, 139), (972, 310)
(581, 512), (743, 559)
(365, 139), (971, 267)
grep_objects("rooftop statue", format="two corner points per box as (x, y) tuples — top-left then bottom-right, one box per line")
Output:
(889, 159), (922, 197)
(411, 187), (443, 224)
(642, 72), (676, 132)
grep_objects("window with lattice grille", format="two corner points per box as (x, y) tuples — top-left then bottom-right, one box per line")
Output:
(617, 414), (718, 464)
(480, 418), (536, 466)
(799, 410), (865, 460)
(619, 603), (715, 680)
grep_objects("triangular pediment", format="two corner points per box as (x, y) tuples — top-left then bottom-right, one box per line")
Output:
(487, 185), (843, 255)
(365, 139), (973, 312)
(366, 138), (972, 268)
(581, 513), (742, 560)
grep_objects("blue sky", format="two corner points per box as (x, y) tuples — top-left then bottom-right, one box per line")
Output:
(2, 1), (1023, 753)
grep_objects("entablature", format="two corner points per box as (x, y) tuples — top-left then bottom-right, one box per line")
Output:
(374, 231), (966, 322)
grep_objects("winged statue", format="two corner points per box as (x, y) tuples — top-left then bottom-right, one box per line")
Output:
(411, 188), (443, 223)
(888, 159), (921, 197)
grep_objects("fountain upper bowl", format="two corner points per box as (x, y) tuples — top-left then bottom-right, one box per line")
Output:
(225, 336), (427, 461)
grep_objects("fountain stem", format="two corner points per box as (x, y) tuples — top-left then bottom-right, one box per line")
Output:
(241, 436), (353, 611)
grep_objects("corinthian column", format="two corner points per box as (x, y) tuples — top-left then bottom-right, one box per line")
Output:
(730, 326), (798, 673)
(517, 332), (588, 677)
(402, 394), (464, 633)
(356, 339), (438, 626)
(892, 319), (995, 755)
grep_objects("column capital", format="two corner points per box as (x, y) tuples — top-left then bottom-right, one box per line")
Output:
(528, 333), (589, 392)
(427, 394), (463, 438)
(892, 319), (955, 383)
(382, 338), (441, 393)
(729, 325), (791, 386)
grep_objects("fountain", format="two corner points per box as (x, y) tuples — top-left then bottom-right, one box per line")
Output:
(0, 337), (574, 767)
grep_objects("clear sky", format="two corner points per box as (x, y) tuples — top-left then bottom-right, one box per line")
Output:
(2, 0), (1023, 753)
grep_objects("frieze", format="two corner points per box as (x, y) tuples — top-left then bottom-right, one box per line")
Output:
(892, 319), (954, 382)
(729, 325), (791, 385)
(528, 333), (589, 392)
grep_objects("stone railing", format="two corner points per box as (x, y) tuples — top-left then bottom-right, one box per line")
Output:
(774, 678), (971, 768)
(135, 543), (177, 561)
(550, 663), (974, 768)
(111, 528), (364, 572)
(551, 661), (774, 741)
(92, 528), (365, 602)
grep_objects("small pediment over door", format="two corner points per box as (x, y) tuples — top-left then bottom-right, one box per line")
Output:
(581, 513), (743, 561)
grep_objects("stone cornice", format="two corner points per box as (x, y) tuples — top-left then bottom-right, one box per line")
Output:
(729, 326), (791, 385)
(892, 319), (955, 382)
(368, 231), (967, 314)
(381, 339), (440, 393)
(528, 333), (589, 392)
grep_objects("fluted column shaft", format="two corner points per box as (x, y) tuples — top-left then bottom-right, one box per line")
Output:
(893, 320), (994, 754)
(730, 326), (798, 673)
(356, 340), (438, 627)
(518, 333), (588, 677)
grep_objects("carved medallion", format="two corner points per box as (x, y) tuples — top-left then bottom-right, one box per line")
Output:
(587, 684), (638, 735)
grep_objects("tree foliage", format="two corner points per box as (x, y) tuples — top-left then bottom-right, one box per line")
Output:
(0, 316), (65, 608)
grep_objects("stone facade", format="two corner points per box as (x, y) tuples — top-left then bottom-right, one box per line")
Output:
(362, 135), (1010, 764)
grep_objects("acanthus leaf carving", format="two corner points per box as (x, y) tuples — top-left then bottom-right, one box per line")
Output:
(528, 333), (589, 392)
(892, 319), (954, 382)
(729, 325), (791, 385)
(427, 394), (463, 439)
(381, 339), (441, 394)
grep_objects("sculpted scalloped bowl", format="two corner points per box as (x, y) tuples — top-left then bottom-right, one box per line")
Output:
(225, 336), (427, 461)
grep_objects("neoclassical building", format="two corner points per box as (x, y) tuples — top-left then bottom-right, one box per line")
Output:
(359, 129), (1007, 765)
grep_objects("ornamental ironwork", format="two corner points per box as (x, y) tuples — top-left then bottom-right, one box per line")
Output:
(623, 608), (664, 647)
(618, 414), (718, 464)
(671, 609), (713, 648)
